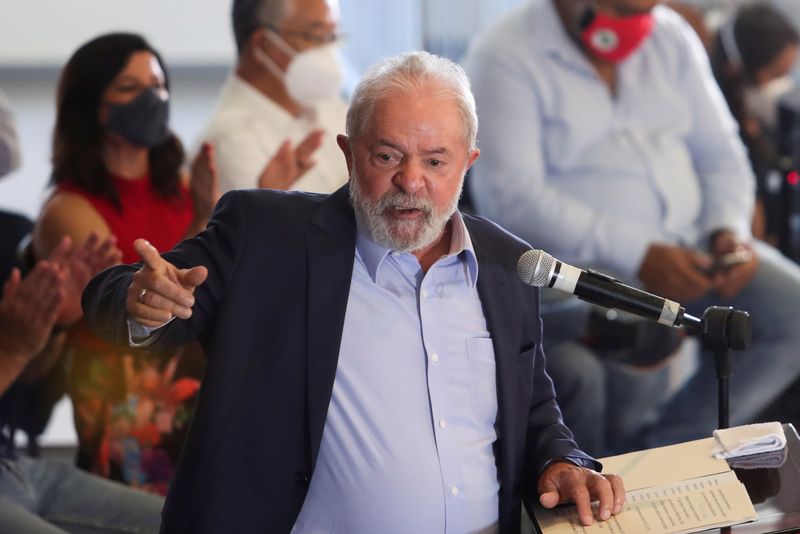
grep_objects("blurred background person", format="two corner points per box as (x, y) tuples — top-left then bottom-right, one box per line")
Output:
(710, 2), (799, 243)
(195, 0), (348, 193)
(0, 248), (165, 533)
(0, 88), (21, 180)
(0, 93), (162, 533)
(1, 87), (62, 462)
(31, 33), (216, 495)
(0, 86), (30, 290)
(464, 0), (800, 455)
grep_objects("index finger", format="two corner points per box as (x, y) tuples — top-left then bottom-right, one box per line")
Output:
(133, 239), (164, 271)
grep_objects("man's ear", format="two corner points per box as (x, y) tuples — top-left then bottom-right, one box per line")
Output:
(337, 134), (354, 174)
(244, 27), (271, 61)
(466, 148), (480, 172)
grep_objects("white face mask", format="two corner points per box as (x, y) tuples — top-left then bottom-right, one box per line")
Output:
(745, 75), (795, 130)
(254, 29), (344, 106)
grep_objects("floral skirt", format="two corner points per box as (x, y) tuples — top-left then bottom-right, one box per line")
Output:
(66, 325), (203, 496)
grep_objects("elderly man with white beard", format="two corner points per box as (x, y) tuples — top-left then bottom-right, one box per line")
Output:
(81, 51), (625, 534)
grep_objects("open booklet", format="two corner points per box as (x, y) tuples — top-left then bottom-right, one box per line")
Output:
(533, 437), (757, 534)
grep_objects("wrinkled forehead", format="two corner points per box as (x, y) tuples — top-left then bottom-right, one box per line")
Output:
(364, 90), (466, 143)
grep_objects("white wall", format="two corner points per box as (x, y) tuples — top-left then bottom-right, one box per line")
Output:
(0, 0), (234, 67)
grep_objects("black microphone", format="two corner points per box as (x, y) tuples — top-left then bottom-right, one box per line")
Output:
(517, 249), (701, 329)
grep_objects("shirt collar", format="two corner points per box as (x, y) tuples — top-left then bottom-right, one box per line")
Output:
(355, 211), (479, 287)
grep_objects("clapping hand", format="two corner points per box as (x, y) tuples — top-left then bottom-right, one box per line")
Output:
(189, 142), (221, 233)
(0, 262), (64, 365)
(257, 129), (325, 190)
(49, 233), (123, 325)
(126, 239), (208, 329)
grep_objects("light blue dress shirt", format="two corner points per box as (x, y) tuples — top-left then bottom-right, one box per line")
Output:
(292, 213), (500, 534)
(464, 0), (755, 279)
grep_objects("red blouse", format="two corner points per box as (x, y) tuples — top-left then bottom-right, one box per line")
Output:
(57, 174), (193, 263)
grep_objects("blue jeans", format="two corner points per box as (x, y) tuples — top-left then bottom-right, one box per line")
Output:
(545, 339), (673, 456)
(0, 455), (163, 533)
(644, 241), (800, 447)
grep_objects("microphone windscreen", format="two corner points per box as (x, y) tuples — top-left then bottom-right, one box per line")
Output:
(517, 249), (555, 287)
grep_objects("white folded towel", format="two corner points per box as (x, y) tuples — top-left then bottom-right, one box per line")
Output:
(710, 422), (787, 460)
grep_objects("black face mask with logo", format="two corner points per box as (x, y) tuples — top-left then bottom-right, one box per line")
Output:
(106, 88), (171, 148)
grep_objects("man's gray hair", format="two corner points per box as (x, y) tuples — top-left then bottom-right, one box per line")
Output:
(232, 0), (293, 55)
(346, 51), (479, 150)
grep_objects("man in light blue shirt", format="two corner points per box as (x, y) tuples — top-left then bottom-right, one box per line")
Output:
(84, 51), (626, 532)
(465, 0), (800, 453)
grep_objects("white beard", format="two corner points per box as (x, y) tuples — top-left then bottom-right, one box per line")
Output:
(349, 170), (463, 253)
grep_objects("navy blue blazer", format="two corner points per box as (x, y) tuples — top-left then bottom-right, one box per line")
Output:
(82, 186), (598, 533)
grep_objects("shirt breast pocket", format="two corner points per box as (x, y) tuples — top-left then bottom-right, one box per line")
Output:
(466, 337), (498, 426)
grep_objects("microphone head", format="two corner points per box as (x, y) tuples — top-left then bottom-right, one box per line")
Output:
(517, 249), (555, 287)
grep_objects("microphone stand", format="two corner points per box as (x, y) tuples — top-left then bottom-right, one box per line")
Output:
(680, 307), (752, 430)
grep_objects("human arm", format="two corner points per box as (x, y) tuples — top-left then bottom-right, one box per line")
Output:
(678, 15), (756, 242)
(520, 313), (624, 524)
(538, 461), (625, 526)
(186, 142), (221, 237)
(707, 230), (758, 299)
(0, 263), (64, 394)
(257, 129), (324, 190)
(637, 243), (714, 302)
(10, 232), (120, 382)
(210, 122), (324, 193)
(33, 192), (122, 325)
(186, 130), (324, 236)
(669, 16), (759, 299)
(126, 238), (207, 329)
(82, 190), (246, 350)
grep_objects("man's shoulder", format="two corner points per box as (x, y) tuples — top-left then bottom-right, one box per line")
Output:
(650, 4), (701, 47)
(217, 187), (350, 228)
(221, 188), (330, 212)
(463, 212), (531, 255)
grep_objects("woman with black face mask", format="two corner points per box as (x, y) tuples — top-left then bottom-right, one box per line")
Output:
(30, 32), (217, 495)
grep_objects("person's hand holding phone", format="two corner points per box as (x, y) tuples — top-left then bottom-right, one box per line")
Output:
(708, 231), (758, 299)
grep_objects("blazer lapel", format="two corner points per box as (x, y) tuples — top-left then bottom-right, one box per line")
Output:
(468, 221), (523, 468)
(306, 187), (357, 469)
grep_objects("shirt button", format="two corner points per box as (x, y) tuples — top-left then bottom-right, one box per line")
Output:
(431, 352), (440, 363)
(450, 486), (459, 496)
(439, 419), (447, 429)
(421, 289), (429, 299)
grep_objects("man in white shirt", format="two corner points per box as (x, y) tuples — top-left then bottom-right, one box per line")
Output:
(196, 0), (348, 193)
(465, 0), (800, 453)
